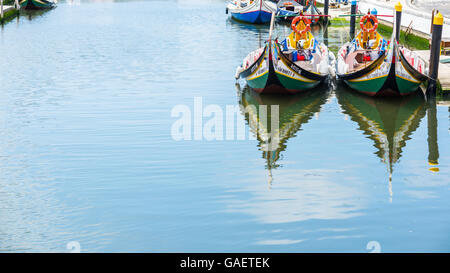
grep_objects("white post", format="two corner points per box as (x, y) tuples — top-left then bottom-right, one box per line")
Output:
(15, 0), (19, 10)
(268, 12), (276, 41)
(1, 0), (4, 20)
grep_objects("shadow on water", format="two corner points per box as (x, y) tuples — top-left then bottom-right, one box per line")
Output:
(335, 86), (430, 200)
(236, 84), (330, 186)
(227, 17), (270, 34)
(19, 8), (55, 21)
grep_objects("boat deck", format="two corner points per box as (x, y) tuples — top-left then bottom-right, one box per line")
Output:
(294, 61), (314, 72)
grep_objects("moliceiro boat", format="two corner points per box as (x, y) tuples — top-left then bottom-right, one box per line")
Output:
(20, 0), (56, 9)
(235, 14), (334, 94)
(227, 0), (276, 24)
(336, 12), (429, 96)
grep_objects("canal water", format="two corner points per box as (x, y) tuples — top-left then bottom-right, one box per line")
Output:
(0, 0), (448, 252)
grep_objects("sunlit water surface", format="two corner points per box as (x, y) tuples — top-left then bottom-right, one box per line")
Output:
(0, 0), (449, 252)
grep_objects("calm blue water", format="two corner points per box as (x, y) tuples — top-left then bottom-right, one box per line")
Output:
(0, 0), (448, 252)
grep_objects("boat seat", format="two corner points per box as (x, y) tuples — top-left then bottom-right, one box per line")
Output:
(355, 52), (364, 63)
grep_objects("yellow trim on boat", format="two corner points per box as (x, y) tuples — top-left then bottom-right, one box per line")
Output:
(396, 73), (420, 84)
(275, 69), (316, 83)
(246, 52), (267, 79)
(348, 73), (388, 82)
(247, 69), (269, 81)
(277, 53), (317, 83)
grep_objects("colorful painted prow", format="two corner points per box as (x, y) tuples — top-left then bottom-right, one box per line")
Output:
(336, 7), (429, 97)
(235, 14), (334, 94)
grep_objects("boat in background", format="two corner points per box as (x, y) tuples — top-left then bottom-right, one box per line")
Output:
(303, 0), (322, 24)
(226, 0), (276, 24)
(235, 14), (334, 94)
(336, 11), (428, 96)
(20, 0), (56, 9)
(275, 1), (303, 22)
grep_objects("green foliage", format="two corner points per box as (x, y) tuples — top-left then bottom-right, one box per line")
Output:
(376, 23), (429, 50)
(329, 17), (349, 27)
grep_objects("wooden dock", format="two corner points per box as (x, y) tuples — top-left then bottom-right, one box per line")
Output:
(414, 50), (450, 92)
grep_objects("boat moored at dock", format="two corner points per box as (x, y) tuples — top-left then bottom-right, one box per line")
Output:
(275, 0), (302, 21)
(227, 0), (276, 24)
(235, 14), (334, 94)
(336, 12), (429, 96)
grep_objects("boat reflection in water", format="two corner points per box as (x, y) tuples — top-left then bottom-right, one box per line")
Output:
(232, 85), (369, 226)
(237, 84), (329, 186)
(336, 88), (427, 200)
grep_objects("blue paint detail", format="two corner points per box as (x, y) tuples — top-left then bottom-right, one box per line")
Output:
(231, 10), (272, 24)
(351, 0), (357, 6)
(281, 39), (288, 51)
(371, 8), (377, 15)
(276, 8), (298, 19)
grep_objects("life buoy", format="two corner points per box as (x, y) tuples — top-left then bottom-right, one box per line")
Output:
(291, 16), (311, 36)
(360, 14), (378, 33)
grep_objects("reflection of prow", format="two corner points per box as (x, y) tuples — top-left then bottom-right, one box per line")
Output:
(336, 88), (427, 201)
(238, 85), (329, 184)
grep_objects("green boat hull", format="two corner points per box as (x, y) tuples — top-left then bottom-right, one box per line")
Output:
(395, 76), (422, 96)
(274, 65), (321, 92)
(338, 35), (427, 97)
(345, 75), (388, 96)
(344, 64), (422, 97)
(246, 64), (270, 91)
(244, 42), (325, 94)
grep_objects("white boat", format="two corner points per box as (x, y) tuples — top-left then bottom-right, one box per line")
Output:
(226, 0), (277, 24)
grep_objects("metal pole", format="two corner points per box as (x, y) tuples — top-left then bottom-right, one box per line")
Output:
(324, 0), (329, 25)
(427, 12), (443, 98)
(394, 2), (402, 42)
(350, 0), (357, 40)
